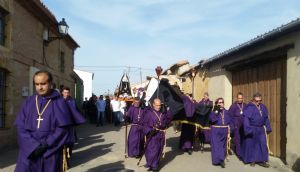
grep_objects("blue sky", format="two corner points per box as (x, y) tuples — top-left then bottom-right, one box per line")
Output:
(42, 0), (300, 95)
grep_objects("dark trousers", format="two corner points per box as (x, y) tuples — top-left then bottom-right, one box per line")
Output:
(113, 111), (120, 126)
(97, 111), (104, 126)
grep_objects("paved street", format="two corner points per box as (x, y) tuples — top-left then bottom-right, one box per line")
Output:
(0, 123), (293, 172)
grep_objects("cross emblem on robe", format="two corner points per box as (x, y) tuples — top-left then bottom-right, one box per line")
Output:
(35, 95), (51, 129)
(37, 115), (43, 129)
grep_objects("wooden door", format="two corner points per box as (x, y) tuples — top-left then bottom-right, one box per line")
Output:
(232, 57), (287, 160)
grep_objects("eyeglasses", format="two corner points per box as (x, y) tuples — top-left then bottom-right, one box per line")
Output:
(218, 102), (224, 104)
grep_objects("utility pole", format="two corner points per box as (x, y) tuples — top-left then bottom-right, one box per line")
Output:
(140, 67), (142, 84)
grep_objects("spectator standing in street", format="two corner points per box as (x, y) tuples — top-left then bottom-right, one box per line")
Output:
(82, 97), (88, 118)
(111, 96), (121, 126)
(96, 95), (106, 127)
(105, 96), (112, 123)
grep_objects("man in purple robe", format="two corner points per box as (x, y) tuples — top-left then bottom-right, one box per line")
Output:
(228, 92), (246, 159)
(61, 86), (85, 166)
(209, 98), (232, 168)
(125, 97), (145, 158)
(14, 71), (74, 172)
(179, 94), (196, 154)
(242, 92), (271, 168)
(143, 98), (172, 172)
(196, 92), (213, 152)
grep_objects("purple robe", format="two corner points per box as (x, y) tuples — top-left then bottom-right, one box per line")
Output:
(143, 108), (172, 170)
(65, 97), (85, 146)
(126, 106), (145, 157)
(228, 102), (246, 158)
(209, 109), (232, 165)
(14, 91), (73, 172)
(181, 95), (195, 117)
(64, 97), (85, 157)
(242, 102), (272, 164)
(179, 96), (196, 150)
(198, 99), (213, 143)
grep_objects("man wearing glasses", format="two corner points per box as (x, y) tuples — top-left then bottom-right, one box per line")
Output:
(209, 98), (232, 168)
(242, 92), (272, 168)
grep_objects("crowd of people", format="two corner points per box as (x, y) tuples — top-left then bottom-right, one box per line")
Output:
(124, 91), (272, 171)
(13, 69), (272, 172)
(81, 94), (128, 127)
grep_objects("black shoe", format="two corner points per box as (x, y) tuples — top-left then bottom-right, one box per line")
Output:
(220, 162), (225, 168)
(147, 167), (159, 172)
(188, 149), (192, 155)
(96, 124), (99, 127)
(258, 162), (270, 168)
(250, 162), (255, 167)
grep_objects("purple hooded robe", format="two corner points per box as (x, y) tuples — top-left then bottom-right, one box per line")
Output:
(14, 90), (73, 172)
(241, 102), (271, 164)
(179, 95), (196, 150)
(143, 108), (172, 170)
(209, 109), (232, 165)
(228, 102), (246, 158)
(125, 105), (145, 157)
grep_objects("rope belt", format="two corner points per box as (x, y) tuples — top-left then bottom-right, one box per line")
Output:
(129, 123), (143, 127)
(172, 120), (211, 130)
(62, 146), (68, 172)
(153, 127), (167, 159)
(211, 125), (231, 159)
(263, 125), (273, 156)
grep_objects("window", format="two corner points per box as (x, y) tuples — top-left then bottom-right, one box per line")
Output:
(0, 69), (5, 128)
(60, 51), (65, 73)
(0, 8), (7, 46)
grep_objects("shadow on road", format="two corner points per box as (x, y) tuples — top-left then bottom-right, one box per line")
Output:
(68, 124), (121, 169)
(87, 161), (135, 172)
(0, 148), (18, 169)
(70, 143), (115, 168)
(159, 136), (184, 169)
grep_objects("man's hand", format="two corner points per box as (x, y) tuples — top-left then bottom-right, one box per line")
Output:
(29, 144), (48, 159)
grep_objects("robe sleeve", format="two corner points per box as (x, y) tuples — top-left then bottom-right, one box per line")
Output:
(43, 98), (73, 157)
(44, 126), (69, 158)
(125, 106), (133, 123)
(209, 111), (218, 124)
(263, 105), (272, 133)
(243, 106), (254, 136)
(229, 116), (234, 134)
(228, 105), (236, 128)
(67, 99), (86, 125)
(162, 110), (173, 129)
(228, 104), (235, 118)
(14, 98), (41, 158)
(54, 99), (74, 127)
(142, 110), (152, 135)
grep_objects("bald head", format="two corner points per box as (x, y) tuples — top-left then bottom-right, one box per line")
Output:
(153, 98), (161, 111)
